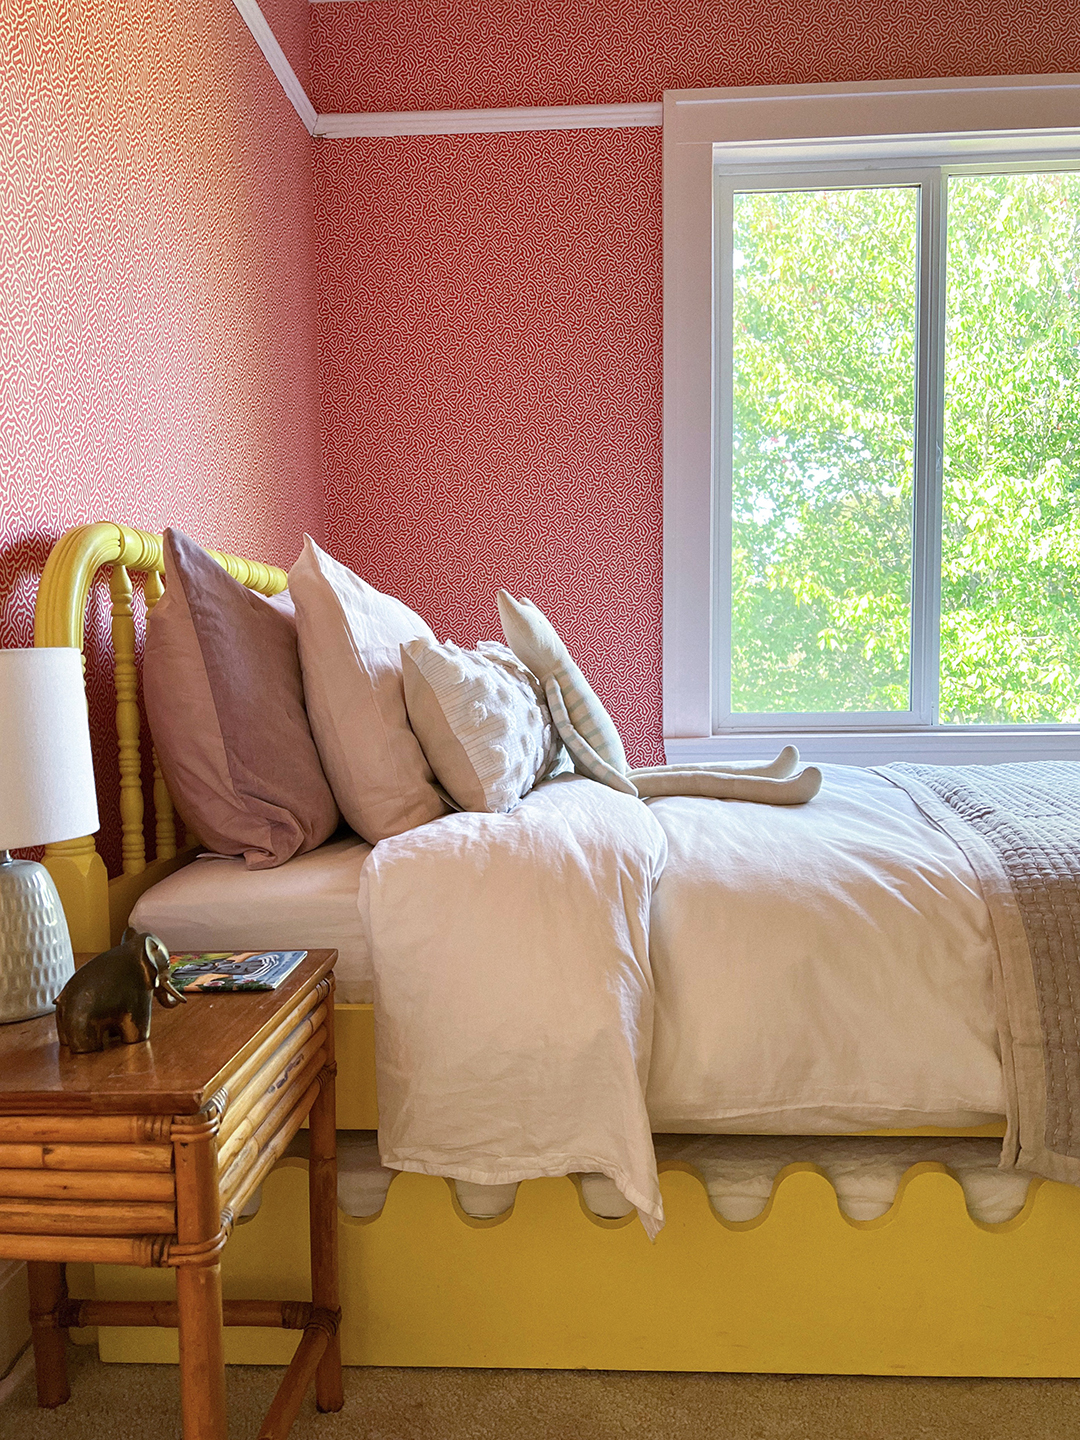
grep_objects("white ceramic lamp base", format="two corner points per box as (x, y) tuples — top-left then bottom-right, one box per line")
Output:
(0, 852), (76, 1022)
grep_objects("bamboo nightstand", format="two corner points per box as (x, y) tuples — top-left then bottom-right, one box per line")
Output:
(0, 948), (341, 1440)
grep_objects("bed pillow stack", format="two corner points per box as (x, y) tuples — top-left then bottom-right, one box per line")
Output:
(400, 639), (564, 813)
(144, 528), (339, 869)
(145, 529), (822, 866)
(146, 532), (583, 853)
(288, 537), (450, 844)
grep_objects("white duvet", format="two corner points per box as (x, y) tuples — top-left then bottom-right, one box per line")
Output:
(646, 766), (1003, 1133)
(360, 766), (1004, 1234)
(134, 765), (1006, 1235)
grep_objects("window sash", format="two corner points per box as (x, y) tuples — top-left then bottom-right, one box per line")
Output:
(713, 165), (942, 730)
(709, 155), (1080, 733)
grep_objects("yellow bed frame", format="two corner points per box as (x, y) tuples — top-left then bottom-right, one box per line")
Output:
(33, 522), (1080, 1376)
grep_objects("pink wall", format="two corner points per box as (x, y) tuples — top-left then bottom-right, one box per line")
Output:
(312, 0), (1080, 765)
(314, 128), (663, 763)
(311, 0), (1080, 112)
(0, 0), (323, 870)
(260, 0), (311, 96)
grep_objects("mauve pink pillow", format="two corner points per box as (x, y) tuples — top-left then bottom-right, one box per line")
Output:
(144, 528), (340, 869)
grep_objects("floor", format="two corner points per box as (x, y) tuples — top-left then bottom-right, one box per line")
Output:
(1, 1346), (1079, 1439)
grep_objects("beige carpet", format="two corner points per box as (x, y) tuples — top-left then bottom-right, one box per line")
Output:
(1, 1346), (1079, 1439)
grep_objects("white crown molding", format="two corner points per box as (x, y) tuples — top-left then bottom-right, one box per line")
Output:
(313, 103), (663, 138)
(231, 0), (318, 134)
(231, 1), (662, 138)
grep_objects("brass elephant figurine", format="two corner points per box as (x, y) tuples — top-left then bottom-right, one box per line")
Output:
(55, 928), (186, 1054)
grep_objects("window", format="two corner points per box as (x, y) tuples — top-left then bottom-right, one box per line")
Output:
(663, 75), (1080, 764)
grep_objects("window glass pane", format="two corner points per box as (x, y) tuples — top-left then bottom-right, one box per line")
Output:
(729, 186), (918, 714)
(941, 172), (1080, 723)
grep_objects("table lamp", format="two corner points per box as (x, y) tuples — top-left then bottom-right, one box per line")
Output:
(0, 648), (100, 1022)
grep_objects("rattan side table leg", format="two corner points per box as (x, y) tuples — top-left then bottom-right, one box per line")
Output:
(174, 1110), (227, 1440)
(176, 1262), (227, 1440)
(27, 1260), (69, 1408)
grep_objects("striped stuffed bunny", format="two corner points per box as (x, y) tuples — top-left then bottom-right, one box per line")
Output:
(497, 591), (821, 806)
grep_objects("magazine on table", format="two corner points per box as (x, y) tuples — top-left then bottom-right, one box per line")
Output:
(168, 950), (308, 993)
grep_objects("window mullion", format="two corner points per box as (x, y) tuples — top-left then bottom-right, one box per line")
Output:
(910, 169), (946, 726)
(712, 178), (735, 729)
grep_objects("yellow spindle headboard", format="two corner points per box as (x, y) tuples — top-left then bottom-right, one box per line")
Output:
(32, 522), (287, 952)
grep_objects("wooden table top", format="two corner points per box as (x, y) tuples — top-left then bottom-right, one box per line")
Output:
(0, 951), (336, 1117)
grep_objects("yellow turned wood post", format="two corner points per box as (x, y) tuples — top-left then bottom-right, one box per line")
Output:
(34, 525), (125, 954)
(32, 523), (287, 953)
(109, 563), (145, 877)
(143, 570), (177, 861)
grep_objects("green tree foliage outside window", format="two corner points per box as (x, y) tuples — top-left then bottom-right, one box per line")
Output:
(730, 173), (1080, 723)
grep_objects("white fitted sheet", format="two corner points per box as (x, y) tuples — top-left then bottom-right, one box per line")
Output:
(129, 834), (375, 1003)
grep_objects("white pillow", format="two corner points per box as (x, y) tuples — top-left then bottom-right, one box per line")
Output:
(401, 640), (563, 813)
(288, 537), (449, 843)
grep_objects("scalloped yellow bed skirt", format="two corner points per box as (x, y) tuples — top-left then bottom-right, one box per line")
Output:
(93, 1157), (1080, 1375)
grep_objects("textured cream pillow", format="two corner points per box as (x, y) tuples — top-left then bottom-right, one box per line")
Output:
(402, 640), (563, 813)
(289, 538), (449, 844)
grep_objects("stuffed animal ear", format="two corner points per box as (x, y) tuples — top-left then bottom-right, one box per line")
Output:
(543, 676), (638, 796)
(632, 766), (822, 805)
(498, 591), (628, 774)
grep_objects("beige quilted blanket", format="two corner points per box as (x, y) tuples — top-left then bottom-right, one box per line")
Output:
(882, 762), (1080, 1185)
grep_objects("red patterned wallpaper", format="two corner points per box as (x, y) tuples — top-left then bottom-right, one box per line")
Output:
(315, 128), (665, 763)
(0, 0), (323, 872)
(312, 4), (1080, 764)
(310, 0), (1080, 113)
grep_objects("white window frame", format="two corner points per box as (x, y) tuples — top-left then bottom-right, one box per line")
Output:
(663, 74), (1080, 765)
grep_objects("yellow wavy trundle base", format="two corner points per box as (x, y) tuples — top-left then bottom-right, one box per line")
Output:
(92, 1159), (1080, 1376)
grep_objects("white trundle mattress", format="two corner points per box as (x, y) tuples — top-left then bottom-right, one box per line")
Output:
(276, 1131), (1031, 1226)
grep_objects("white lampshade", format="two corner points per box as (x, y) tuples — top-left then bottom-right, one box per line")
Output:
(0, 649), (100, 851)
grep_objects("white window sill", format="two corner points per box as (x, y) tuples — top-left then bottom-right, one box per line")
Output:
(664, 729), (1080, 768)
